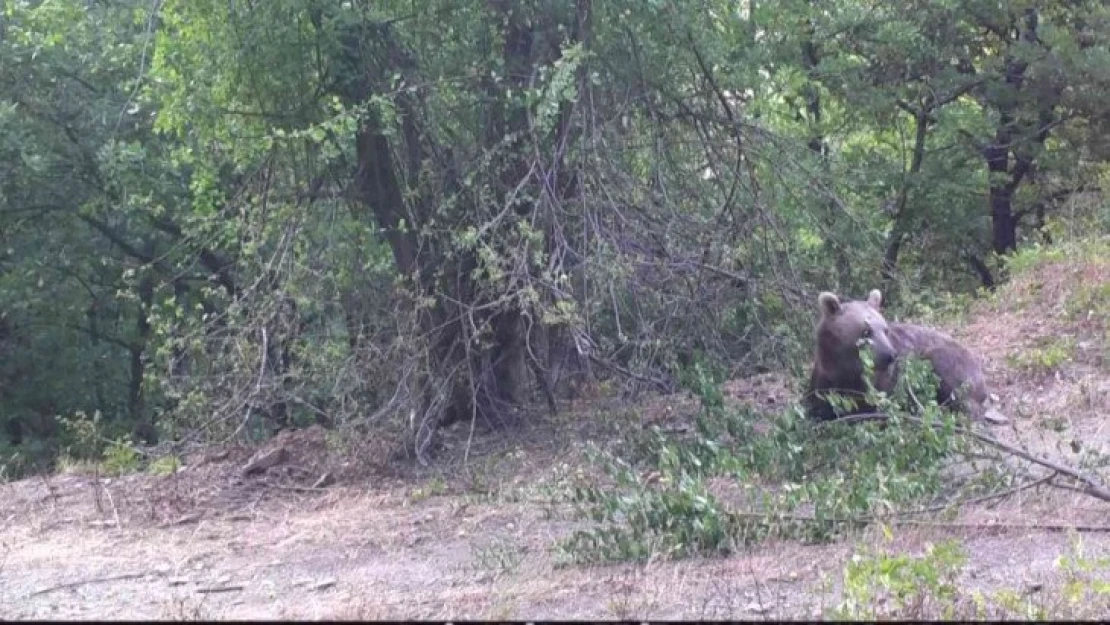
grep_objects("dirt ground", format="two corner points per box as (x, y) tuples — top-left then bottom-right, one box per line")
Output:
(2, 251), (1109, 620)
(3, 418), (1109, 621)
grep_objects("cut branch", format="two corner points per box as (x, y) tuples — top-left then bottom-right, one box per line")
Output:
(828, 413), (1110, 503)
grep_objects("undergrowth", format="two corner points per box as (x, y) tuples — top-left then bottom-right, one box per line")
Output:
(557, 350), (985, 565)
(5, 410), (184, 479)
(832, 532), (1110, 620)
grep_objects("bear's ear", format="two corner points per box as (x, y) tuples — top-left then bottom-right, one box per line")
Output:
(818, 292), (841, 317)
(867, 289), (883, 310)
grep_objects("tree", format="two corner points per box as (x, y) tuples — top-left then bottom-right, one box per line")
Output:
(2, 0), (1108, 475)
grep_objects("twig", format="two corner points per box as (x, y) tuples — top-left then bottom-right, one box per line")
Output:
(746, 558), (769, 618)
(102, 482), (122, 531)
(195, 584), (245, 594)
(885, 519), (1110, 534)
(265, 483), (334, 493)
(38, 474), (59, 507)
(30, 572), (146, 597)
(226, 326), (268, 443)
(895, 473), (1057, 517)
(160, 512), (204, 528)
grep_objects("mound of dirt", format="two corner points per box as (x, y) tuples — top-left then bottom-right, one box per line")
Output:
(946, 245), (1110, 430)
(722, 372), (798, 410)
(0, 425), (361, 531)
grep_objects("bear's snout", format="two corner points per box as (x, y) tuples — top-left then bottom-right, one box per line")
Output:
(873, 348), (896, 369)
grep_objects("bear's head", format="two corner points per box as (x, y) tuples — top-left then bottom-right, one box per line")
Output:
(815, 289), (898, 374)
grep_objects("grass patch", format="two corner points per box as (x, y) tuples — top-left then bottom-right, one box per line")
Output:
(470, 537), (526, 579)
(55, 455), (102, 475)
(1006, 336), (1076, 375)
(832, 536), (967, 620)
(1005, 244), (1069, 276)
(1066, 281), (1110, 324)
(100, 437), (143, 476)
(1005, 235), (1109, 277)
(900, 287), (988, 327)
(831, 532), (1110, 620)
(55, 439), (145, 477)
(408, 476), (448, 503)
(147, 454), (182, 476)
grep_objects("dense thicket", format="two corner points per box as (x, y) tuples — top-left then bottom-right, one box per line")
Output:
(2, 0), (1108, 474)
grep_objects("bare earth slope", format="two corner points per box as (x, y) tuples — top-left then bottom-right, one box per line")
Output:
(2, 241), (1109, 620)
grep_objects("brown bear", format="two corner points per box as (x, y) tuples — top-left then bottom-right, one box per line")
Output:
(802, 289), (1009, 426)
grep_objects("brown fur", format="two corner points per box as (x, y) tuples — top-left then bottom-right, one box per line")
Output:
(803, 289), (1008, 425)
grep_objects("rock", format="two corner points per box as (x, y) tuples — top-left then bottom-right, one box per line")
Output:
(983, 408), (1010, 425)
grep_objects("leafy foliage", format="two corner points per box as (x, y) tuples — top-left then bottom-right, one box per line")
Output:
(557, 356), (976, 564)
(833, 538), (968, 620)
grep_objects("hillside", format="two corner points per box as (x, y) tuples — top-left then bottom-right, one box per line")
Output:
(2, 238), (1109, 620)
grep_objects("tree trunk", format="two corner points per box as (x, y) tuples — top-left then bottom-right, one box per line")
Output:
(799, 15), (851, 288)
(490, 308), (528, 408)
(989, 176), (1018, 255)
(330, 4), (590, 452)
(130, 245), (156, 444)
(984, 105), (1019, 256)
(983, 8), (1051, 257)
(526, 0), (592, 415)
(881, 107), (930, 298)
(966, 254), (996, 290)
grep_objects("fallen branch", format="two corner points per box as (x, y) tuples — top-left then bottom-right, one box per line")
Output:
(733, 510), (1110, 534)
(896, 473), (1057, 517)
(30, 572), (146, 597)
(265, 482), (334, 493)
(963, 427), (1110, 502)
(587, 353), (673, 393)
(823, 412), (1110, 503)
(885, 519), (1110, 534)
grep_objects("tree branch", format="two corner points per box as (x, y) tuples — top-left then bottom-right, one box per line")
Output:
(829, 413), (1110, 503)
